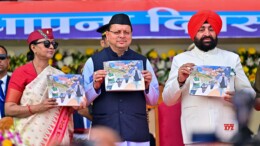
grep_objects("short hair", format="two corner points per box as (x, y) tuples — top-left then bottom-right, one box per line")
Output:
(0, 45), (8, 55)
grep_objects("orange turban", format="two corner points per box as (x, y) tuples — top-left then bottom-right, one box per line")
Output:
(188, 10), (222, 41)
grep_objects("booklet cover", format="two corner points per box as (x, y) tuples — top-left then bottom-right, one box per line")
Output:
(189, 65), (231, 97)
(103, 60), (145, 91)
(47, 74), (85, 106)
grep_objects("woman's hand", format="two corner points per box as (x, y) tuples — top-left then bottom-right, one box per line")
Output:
(5, 98), (58, 118)
(37, 98), (58, 113)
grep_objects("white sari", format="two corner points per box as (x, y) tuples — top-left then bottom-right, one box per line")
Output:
(14, 66), (73, 146)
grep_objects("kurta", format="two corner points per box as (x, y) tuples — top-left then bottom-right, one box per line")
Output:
(163, 47), (256, 144)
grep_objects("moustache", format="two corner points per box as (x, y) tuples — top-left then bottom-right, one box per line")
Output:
(201, 36), (214, 40)
(201, 36), (214, 41)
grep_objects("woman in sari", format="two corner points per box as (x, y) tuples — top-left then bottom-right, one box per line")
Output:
(5, 28), (86, 146)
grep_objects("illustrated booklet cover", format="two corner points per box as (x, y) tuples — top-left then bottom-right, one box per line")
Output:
(103, 60), (145, 91)
(47, 74), (85, 106)
(189, 65), (231, 97)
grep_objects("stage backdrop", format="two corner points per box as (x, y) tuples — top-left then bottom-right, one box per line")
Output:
(0, 0), (259, 40)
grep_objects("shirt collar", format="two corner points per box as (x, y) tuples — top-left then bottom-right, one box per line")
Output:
(0, 75), (8, 85)
(192, 46), (219, 56)
(107, 47), (130, 58)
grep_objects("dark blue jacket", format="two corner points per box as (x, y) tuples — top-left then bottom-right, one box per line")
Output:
(91, 47), (149, 142)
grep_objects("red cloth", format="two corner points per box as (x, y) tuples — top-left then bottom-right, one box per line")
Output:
(188, 10), (222, 41)
(27, 28), (54, 44)
(8, 62), (37, 92)
(158, 102), (184, 146)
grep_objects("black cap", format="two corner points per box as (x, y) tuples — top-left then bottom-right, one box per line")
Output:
(108, 13), (132, 30)
(96, 24), (109, 36)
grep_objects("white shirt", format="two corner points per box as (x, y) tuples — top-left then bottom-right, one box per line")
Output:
(0, 75), (8, 96)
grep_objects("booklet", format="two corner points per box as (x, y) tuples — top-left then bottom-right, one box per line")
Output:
(103, 60), (145, 91)
(189, 65), (231, 97)
(47, 74), (85, 106)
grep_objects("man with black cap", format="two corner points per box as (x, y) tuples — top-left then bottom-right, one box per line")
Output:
(162, 10), (255, 145)
(97, 24), (109, 48)
(82, 13), (159, 146)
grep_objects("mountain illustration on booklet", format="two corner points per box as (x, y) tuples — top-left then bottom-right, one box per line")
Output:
(103, 60), (145, 91)
(47, 74), (85, 106)
(189, 65), (232, 97)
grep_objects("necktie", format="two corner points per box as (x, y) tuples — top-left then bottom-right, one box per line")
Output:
(0, 80), (4, 118)
(0, 80), (4, 102)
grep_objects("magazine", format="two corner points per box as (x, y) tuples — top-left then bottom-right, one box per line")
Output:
(103, 60), (145, 91)
(189, 65), (231, 97)
(47, 74), (85, 106)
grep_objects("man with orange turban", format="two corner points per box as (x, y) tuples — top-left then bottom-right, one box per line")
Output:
(163, 10), (255, 145)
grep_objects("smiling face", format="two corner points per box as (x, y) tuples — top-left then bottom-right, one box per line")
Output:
(31, 38), (57, 60)
(106, 24), (132, 55)
(194, 23), (218, 52)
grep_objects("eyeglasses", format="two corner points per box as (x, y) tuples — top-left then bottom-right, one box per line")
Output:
(35, 40), (59, 49)
(0, 54), (7, 60)
(108, 30), (131, 36)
